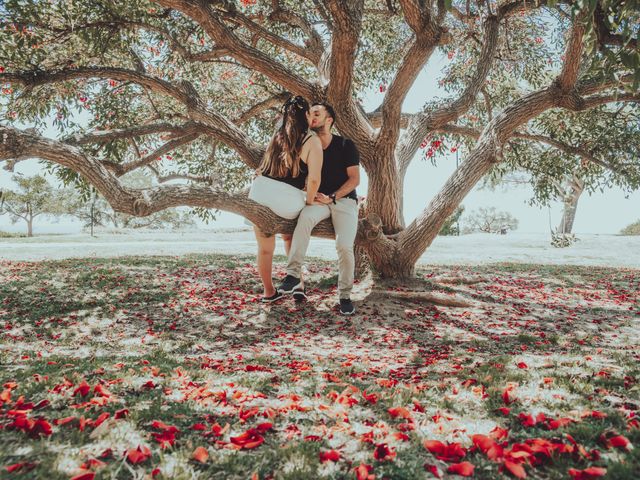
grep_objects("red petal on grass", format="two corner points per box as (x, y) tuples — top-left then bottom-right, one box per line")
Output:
(568, 467), (607, 479)
(518, 413), (537, 427)
(73, 381), (91, 397)
(70, 473), (95, 480)
(79, 458), (106, 470)
(362, 391), (378, 404)
(98, 448), (113, 459)
(126, 445), (151, 464)
(424, 440), (445, 454)
(31, 418), (53, 437)
(151, 420), (178, 433)
(0, 389), (11, 404)
(424, 463), (442, 478)
(319, 450), (341, 462)
(423, 440), (466, 462)
(54, 416), (76, 426)
(192, 446), (209, 463)
(190, 423), (207, 431)
(497, 407), (511, 416)
(92, 412), (110, 428)
(504, 460), (527, 478)
(354, 464), (375, 480)
(490, 426), (509, 440)
(230, 429), (264, 449)
(517, 362), (528, 369)
(393, 432), (410, 442)
(547, 418), (572, 430)
(502, 388), (514, 405)
(114, 409), (129, 419)
(5, 462), (37, 473)
(447, 462), (475, 476)
(589, 411), (607, 419)
(373, 443), (396, 461)
(472, 434), (503, 460)
(609, 435), (631, 450)
(256, 422), (273, 432)
(152, 430), (176, 448)
(388, 406), (412, 420)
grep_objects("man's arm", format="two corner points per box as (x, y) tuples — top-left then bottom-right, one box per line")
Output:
(332, 165), (360, 199)
(304, 136), (323, 205)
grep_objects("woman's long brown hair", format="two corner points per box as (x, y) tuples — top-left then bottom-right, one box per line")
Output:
(260, 96), (309, 178)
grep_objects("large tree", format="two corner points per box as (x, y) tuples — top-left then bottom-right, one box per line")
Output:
(0, 0), (638, 277)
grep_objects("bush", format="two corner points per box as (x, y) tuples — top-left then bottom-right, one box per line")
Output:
(550, 231), (579, 248)
(0, 231), (28, 238)
(620, 220), (640, 235)
(439, 206), (465, 236)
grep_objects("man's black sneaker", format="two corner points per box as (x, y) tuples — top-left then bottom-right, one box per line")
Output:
(278, 275), (302, 294)
(339, 299), (355, 315)
(293, 286), (307, 302)
(261, 291), (283, 303)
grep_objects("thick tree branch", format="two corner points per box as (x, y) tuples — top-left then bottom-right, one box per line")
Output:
(0, 67), (190, 104)
(155, 0), (316, 99)
(398, 15), (499, 169)
(513, 132), (638, 178)
(376, 0), (445, 152)
(146, 165), (218, 185)
(269, 1), (325, 58)
(556, 11), (587, 91)
(0, 125), (387, 246)
(65, 122), (199, 145)
(1, 66), (264, 169)
(321, 0), (375, 157)
(110, 132), (201, 176)
(220, 10), (320, 64)
(236, 92), (290, 124)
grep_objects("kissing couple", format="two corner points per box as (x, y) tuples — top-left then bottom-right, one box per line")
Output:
(248, 96), (360, 315)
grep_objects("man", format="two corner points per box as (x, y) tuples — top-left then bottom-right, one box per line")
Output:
(278, 103), (360, 315)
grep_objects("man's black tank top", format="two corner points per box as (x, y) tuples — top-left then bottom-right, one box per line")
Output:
(263, 133), (312, 190)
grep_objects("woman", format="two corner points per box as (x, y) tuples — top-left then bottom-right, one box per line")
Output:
(248, 96), (323, 302)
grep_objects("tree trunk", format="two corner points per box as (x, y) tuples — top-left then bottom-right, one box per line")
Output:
(558, 177), (584, 234)
(368, 246), (416, 278)
(366, 158), (404, 234)
(27, 218), (33, 237)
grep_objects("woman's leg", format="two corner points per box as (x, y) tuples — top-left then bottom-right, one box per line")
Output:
(254, 227), (276, 297)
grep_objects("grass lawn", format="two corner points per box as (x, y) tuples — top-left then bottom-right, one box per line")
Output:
(0, 255), (638, 479)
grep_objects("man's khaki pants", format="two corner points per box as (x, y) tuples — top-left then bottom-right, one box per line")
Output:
(286, 198), (358, 299)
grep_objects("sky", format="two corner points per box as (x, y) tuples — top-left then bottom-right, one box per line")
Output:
(1, 54), (638, 236)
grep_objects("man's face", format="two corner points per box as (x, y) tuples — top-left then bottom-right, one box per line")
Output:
(310, 105), (332, 131)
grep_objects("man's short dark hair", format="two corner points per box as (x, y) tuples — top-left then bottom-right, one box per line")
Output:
(312, 102), (336, 127)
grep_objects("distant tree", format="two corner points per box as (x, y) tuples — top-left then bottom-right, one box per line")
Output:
(463, 207), (518, 234)
(481, 107), (640, 235)
(620, 220), (640, 236)
(64, 172), (196, 231)
(439, 206), (464, 236)
(0, 175), (67, 236)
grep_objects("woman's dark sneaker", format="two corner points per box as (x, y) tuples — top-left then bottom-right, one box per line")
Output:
(261, 291), (284, 303)
(278, 275), (302, 294)
(339, 298), (355, 315)
(293, 286), (307, 302)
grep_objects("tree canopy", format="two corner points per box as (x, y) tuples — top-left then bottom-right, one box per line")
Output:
(1, 0), (638, 276)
